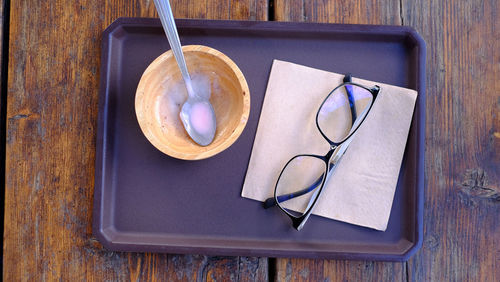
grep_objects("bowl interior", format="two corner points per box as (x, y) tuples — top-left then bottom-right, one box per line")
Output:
(135, 45), (249, 160)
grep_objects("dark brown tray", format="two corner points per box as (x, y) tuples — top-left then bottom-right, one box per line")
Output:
(93, 18), (425, 261)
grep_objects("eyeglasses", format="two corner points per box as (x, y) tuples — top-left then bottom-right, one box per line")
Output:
(263, 74), (380, 230)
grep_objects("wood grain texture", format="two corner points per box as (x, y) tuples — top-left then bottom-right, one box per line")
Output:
(0, 0), (4, 274)
(274, 0), (500, 281)
(3, 0), (267, 281)
(274, 0), (401, 25)
(0, 0), (3, 106)
(403, 0), (500, 281)
(275, 259), (405, 282)
(4, 0), (499, 280)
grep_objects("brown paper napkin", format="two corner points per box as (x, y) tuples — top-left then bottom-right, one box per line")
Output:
(241, 60), (417, 231)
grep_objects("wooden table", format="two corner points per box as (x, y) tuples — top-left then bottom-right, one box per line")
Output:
(3, 0), (499, 281)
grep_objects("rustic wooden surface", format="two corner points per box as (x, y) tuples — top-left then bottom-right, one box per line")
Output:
(3, 0), (499, 281)
(0, 0), (4, 274)
(3, 0), (268, 281)
(274, 0), (500, 281)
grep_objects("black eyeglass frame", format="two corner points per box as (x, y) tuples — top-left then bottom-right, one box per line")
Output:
(272, 76), (380, 231)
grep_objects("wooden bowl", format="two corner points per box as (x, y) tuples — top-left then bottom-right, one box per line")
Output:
(135, 45), (250, 160)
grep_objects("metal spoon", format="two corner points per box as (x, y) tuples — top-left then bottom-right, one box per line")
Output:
(153, 0), (216, 146)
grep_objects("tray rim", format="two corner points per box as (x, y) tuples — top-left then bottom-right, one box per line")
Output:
(93, 17), (425, 261)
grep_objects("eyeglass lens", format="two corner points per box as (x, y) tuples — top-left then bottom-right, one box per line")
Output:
(275, 155), (326, 217)
(317, 84), (373, 143)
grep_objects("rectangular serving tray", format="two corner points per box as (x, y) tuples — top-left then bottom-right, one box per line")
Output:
(93, 18), (425, 261)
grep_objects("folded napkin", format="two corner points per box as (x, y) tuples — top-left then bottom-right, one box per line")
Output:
(242, 60), (417, 231)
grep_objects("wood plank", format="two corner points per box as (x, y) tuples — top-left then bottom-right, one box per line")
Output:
(274, 0), (401, 25)
(3, 0), (267, 280)
(0, 0), (3, 106)
(402, 0), (500, 280)
(276, 259), (405, 281)
(273, 1), (405, 281)
(0, 0), (5, 275)
(274, 0), (500, 281)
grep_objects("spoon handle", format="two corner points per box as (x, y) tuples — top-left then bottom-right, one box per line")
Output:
(153, 0), (192, 87)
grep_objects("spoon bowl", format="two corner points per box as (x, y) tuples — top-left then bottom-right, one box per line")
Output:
(180, 97), (216, 146)
(135, 45), (250, 160)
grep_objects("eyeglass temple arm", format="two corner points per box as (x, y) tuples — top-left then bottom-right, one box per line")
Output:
(303, 183), (322, 212)
(343, 74), (357, 125)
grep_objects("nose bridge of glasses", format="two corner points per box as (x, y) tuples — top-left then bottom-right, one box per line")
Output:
(325, 145), (337, 159)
